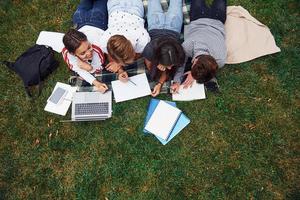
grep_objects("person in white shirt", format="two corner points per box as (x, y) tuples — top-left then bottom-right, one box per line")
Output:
(62, 0), (108, 93)
(99, 0), (151, 82)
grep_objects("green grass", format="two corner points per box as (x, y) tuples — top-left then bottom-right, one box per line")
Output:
(0, 0), (299, 199)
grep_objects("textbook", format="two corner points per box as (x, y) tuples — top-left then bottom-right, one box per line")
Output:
(144, 98), (190, 145)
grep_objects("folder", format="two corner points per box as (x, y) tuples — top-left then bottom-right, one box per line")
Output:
(143, 98), (190, 145)
(144, 100), (182, 140)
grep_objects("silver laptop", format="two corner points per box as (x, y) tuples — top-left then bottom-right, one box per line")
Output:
(71, 91), (112, 121)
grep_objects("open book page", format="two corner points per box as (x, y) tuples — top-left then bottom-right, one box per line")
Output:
(111, 73), (151, 103)
(44, 82), (77, 116)
(172, 82), (206, 101)
(36, 31), (65, 53)
(144, 100), (182, 141)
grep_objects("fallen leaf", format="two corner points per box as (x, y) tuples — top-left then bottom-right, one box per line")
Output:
(35, 139), (40, 145)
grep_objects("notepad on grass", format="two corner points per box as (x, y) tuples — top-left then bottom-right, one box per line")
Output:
(172, 82), (206, 101)
(144, 100), (182, 141)
(111, 73), (151, 103)
(36, 31), (65, 53)
(44, 82), (77, 116)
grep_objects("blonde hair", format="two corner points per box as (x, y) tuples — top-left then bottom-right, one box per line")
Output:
(107, 35), (135, 64)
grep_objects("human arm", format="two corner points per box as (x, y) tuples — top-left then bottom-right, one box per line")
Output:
(104, 60), (128, 82)
(182, 71), (195, 88)
(151, 71), (167, 97)
(92, 79), (108, 93)
(76, 57), (93, 72)
(117, 67), (128, 82)
(144, 58), (152, 71)
(171, 56), (187, 92)
(105, 61), (122, 73)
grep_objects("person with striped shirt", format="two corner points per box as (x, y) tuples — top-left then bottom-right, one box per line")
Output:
(171, 0), (227, 93)
(62, 0), (109, 93)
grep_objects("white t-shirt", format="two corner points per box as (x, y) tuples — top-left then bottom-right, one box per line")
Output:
(62, 25), (105, 85)
(99, 11), (150, 54)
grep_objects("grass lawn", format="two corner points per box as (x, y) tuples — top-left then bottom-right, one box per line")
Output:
(0, 0), (299, 199)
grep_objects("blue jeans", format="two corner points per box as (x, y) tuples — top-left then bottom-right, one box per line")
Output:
(73, 0), (108, 30)
(107, 0), (144, 18)
(147, 0), (183, 33)
(190, 0), (227, 24)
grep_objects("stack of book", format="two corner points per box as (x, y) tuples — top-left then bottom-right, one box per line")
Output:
(143, 98), (190, 145)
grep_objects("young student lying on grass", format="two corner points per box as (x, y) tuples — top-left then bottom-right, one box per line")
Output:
(99, 0), (150, 82)
(62, 0), (109, 93)
(142, 0), (185, 97)
(171, 0), (227, 93)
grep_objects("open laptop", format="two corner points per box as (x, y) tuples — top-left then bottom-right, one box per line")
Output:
(71, 91), (112, 121)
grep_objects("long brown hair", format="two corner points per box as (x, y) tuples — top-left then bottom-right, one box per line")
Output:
(107, 35), (135, 64)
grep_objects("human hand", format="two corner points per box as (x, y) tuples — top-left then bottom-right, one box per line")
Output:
(106, 61), (121, 73)
(118, 71), (128, 82)
(77, 57), (92, 71)
(151, 83), (162, 97)
(170, 82), (180, 93)
(182, 71), (194, 88)
(94, 81), (108, 93)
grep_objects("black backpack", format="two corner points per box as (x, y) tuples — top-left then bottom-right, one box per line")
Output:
(3, 44), (59, 98)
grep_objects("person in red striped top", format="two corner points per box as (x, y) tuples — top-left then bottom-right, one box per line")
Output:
(62, 0), (109, 93)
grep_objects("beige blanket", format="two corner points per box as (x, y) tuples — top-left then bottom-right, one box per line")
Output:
(225, 6), (281, 64)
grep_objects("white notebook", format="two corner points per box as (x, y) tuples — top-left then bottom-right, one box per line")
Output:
(44, 82), (77, 116)
(172, 82), (206, 101)
(144, 100), (182, 141)
(111, 73), (151, 103)
(36, 31), (65, 53)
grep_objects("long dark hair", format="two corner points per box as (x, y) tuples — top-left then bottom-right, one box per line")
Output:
(150, 37), (185, 81)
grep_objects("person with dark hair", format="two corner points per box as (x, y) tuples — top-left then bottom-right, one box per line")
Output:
(171, 0), (227, 93)
(142, 0), (185, 97)
(62, 0), (108, 93)
(98, 0), (150, 82)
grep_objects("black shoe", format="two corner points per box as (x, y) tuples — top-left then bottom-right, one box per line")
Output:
(204, 78), (220, 93)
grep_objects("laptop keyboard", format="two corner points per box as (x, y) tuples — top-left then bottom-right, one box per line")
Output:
(75, 103), (109, 115)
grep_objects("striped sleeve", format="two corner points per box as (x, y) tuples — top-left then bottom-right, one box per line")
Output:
(92, 44), (105, 65)
(61, 47), (73, 69)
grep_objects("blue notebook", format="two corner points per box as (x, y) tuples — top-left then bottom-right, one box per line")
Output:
(143, 98), (190, 145)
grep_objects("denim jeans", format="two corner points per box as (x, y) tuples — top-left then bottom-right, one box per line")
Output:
(107, 0), (144, 18)
(190, 0), (227, 24)
(73, 0), (108, 30)
(147, 0), (183, 33)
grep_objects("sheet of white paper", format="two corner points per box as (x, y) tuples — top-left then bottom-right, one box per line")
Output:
(172, 82), (206, 101)
(111, 73), (151, 103)
(144, 100), (182, 141)
(36, 31), (65, 53)
(44, 82), (77, 116)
